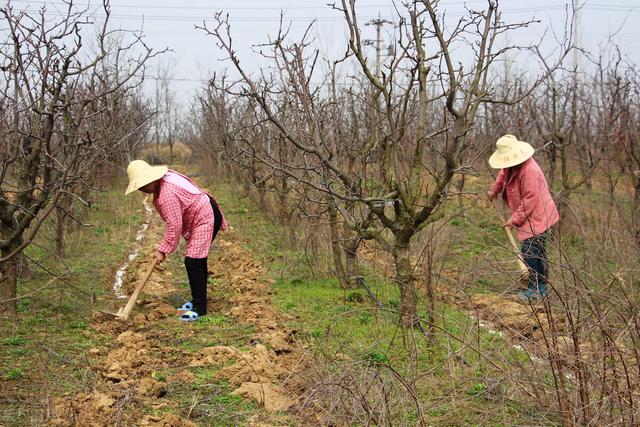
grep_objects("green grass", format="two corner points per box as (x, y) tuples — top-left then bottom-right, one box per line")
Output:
(0, 174), (271, 425)
(5, 368), (24, 380)
(0, 180), (140, 425)
(211, 182), (556, 426)
(168, 377), (257, 426)
(151, 370), (167, 382)
(2, 336), (27, 346)
(0, 173), (570, 426)
(192, 366), (220, 385)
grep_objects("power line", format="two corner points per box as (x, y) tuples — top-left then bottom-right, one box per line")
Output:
(35, 5), (624, 24)
(10, 0), (640, 13)
(147, 76), (207, 82)
(144, 75), (371, 87)
(7, 0), (490, 10)
(7, 2), (639, 24)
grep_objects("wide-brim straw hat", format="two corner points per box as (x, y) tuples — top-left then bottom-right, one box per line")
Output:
(488, 134), (535, 169)
(125, 160), (168, 195)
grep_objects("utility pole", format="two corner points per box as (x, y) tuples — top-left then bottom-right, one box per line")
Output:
(572, 5), (581, 73)
(363, 14), (393, 162)
(365, 14), (392, 78)
(502, 34), (512, 98)
(154, 77), (161, 158)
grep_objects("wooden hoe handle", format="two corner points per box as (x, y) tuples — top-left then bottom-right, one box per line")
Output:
(117, 257), (159, 321)
(495, 207), (529, 275)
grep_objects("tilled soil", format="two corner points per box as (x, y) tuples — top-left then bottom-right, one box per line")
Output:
(46, 211), (305, 426)
(359, 240), (620, 368)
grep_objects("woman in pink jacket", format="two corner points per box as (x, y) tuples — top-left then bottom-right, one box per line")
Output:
(487, 135), (559, 301)
(125, 160), (227, 321)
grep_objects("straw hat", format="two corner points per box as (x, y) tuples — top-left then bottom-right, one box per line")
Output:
(488, 134), (535, 169)
(125, 160), (168, 195)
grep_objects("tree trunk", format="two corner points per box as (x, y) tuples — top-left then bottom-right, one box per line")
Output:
(327, 197), (349, 289)
(248, 160), (268, 212)
(55, 206), (65, 259)
(634, 178), (640, 253)
(456, 173), (466, 215)
(394, 237), (418, 328)
(343, 236), (360, 289)
(277, 176), (291, 224)
(424, 241), (436, 344)
(547, 143), (557, 189)
(0, 245), (19, 313)
(241, 170), (251, 198)
(257, 185), (267, 213)
(17, 252), (31, 279)
(394, 235), (419, 367)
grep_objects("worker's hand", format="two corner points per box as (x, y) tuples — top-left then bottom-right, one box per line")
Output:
(487, 190), (496, 202)
(502, 221), (512, 229)
(155, 250), (166, 264)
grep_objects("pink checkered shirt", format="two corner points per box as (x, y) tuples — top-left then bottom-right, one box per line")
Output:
(153, 170), (226, 258)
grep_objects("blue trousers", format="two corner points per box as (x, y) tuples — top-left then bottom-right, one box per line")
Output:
(521, 232), (548, 293)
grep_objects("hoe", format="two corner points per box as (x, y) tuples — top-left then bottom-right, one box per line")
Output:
(97, 257), (158, 321)
(495, 207), (529, 283)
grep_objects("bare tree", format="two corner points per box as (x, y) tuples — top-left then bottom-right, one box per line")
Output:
(196, 0), (573, 346)
(0, 1), (157, 312)
(613, 63), (640, 251)
(150, 59), (180, 164)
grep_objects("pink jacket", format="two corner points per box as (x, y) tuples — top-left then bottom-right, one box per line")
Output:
(153, 170), (228, 257)
(488, 158), (559, 241)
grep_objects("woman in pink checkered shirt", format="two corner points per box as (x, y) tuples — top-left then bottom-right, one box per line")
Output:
(125, 160), (227, 321)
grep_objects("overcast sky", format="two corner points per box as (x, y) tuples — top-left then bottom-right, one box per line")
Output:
(10, 0), (640, 104)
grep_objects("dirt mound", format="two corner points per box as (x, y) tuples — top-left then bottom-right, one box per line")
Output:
(90, 310), (128, 335)
(217, 344), (286, 386)
(256, 330), (296, 353)
(139, 413), (198, 426)
(99, 329), (163, 383)
(59, 206), (303, 424)
(217, 239), (297, 355)
(200, 233), (304, 413)
(471, 293), (573, 342)
(221, 345), (297, 413)
(189, 345), (236, 366)
(48, 391), (118, 426)
(64, 224), (201, 424)
(137, 377), (168, 398)
(471, 293), (547, 337)
(232, 382), (295, 412)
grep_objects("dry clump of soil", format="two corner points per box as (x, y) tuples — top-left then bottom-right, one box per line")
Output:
(470, 293), (552, 339)
(48, 213), (304, 425)
(469, 291), (639, 374)
(359, 239), (619, 370)
(188, 343), (294, 412)
(50, 298), (188, 425)
(189, 237), (304, 415)
(48, 392), (117, 426)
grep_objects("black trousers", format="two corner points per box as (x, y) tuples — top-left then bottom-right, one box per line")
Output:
(521, 232), (548, 293)
(184, 196), (222, 316)
(184, 257), (208, 315)
(210, 195), (223, 241)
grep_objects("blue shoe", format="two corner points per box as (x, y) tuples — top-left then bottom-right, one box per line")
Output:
(177, 301), (193, 311)
(537, 283), (548, 296)
(517, 288), (547, 302)
(179, 310), (199, 322)
(517, 289), (536, 302)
